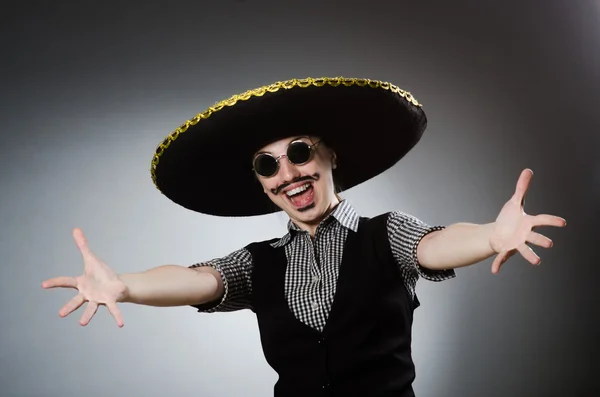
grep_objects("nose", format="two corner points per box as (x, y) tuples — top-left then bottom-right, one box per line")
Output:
(278, 156), (301, 183)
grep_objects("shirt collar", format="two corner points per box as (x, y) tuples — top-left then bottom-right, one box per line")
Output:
(270, 200), (360, 248)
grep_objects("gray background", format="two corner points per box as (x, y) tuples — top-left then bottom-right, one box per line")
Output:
(2, 0), (598, 396)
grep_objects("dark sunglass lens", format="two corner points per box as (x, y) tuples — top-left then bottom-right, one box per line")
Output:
(254, 154), (278, 176)
(287, 141), (312, 164)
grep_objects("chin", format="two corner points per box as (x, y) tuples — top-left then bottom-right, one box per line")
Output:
(288, 201), (330, 224)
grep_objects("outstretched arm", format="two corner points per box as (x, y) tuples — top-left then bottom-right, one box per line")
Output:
(119, 265), (222, 307)
(416, 169), (566, 274)
(42, 228), (224, 327)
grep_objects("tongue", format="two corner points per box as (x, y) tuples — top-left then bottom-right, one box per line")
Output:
(289, 186), (314, 207)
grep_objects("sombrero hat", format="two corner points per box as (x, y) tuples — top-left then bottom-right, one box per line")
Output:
(150, 76), (427, 217)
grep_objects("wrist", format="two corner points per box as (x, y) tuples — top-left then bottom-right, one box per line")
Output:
(116, 273), (132, 303)
(486, 222), (501, 254)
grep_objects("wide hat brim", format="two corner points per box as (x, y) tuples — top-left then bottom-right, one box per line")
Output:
(151, 77), (427, 217)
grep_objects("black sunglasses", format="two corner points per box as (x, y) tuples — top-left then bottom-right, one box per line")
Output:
(253, 140), (322, 177)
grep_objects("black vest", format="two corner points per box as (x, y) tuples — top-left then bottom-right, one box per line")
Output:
(246, 214), (419, 397)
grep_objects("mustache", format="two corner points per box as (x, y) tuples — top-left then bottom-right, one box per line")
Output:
(272, 174), (319, 195)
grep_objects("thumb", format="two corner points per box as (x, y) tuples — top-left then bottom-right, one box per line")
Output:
(511, 168), (533, 206)
(73, 227), (95, 260)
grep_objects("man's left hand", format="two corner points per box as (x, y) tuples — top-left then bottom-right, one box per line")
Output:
(489, 168), (566, 274)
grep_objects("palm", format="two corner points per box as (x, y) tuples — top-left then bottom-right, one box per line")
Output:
(489, 169), (567, 274)
(42, 228), (126, 327)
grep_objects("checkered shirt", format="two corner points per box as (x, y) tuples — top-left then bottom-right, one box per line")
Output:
(190, 200), (455, 332)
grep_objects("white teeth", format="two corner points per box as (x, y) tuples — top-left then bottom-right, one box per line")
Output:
(285, 183), (311, 197)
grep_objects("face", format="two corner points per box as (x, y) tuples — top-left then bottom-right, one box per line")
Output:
(253, 136), (339, 229)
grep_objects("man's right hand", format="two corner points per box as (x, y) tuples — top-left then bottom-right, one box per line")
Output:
(42, 228), (127, 327)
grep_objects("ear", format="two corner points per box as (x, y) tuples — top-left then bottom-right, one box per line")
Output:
(331, 151), (338, 169)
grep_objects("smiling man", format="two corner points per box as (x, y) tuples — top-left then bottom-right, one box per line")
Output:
(43, 77), (566, 397)
(254, 137), (337, 232)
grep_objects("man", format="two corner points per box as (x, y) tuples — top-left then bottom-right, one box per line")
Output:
(42, 77), (566, 396)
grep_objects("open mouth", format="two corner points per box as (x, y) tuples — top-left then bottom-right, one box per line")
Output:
(283, 182), (315, 209)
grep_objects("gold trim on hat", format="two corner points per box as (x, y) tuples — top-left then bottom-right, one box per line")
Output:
(150, 76), (422, 189)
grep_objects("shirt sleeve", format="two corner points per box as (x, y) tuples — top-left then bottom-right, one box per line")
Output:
(387, 211), (456, 282)
(188, 246), (254, 312)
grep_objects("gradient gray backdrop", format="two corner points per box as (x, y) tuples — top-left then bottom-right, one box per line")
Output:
(2, 1), (598, 396)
